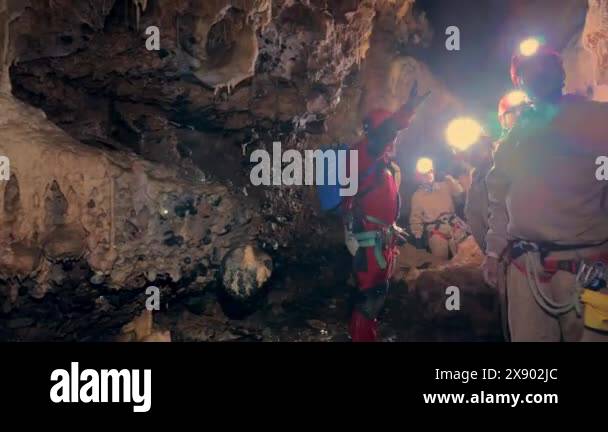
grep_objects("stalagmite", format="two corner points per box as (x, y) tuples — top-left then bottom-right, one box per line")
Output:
(117, 309), (171, 342)
(221, 245), (272, 300)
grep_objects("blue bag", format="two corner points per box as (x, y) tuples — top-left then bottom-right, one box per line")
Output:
(316, 144), (348, 212)
(316, 144), (377, 212)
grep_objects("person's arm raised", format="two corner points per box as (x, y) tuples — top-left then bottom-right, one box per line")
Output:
(367, 81), (431, 157)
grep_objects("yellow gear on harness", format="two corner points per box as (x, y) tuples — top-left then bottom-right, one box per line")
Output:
(580, 289), (608, 332)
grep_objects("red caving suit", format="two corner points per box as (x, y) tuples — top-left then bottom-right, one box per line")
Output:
(342, 106), (414, 341)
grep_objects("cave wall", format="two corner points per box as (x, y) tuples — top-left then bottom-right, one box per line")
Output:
(563, 0), (608, 101)
(582, 0), (608, 86)
(0, 92), (260, 297)
(7, 0), (381, 157)
(3, 1), (459, 249)
(0, 0), (456, 313)
(2, 1), (606, 284)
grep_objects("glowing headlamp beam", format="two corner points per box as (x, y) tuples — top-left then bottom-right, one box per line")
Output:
(519, 38), (540, 57)
(416, 157), (434, 175)
(445, 117), (483, 152)
(505, 90), (528, 106)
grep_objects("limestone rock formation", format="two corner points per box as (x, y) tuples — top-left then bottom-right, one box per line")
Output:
(0, 0), (449, 263)
(0, 93), (259, 297)
(582, 0), (608, 86)
(221, 244), (272, 300)
(117, 309), (171, 342)
(563, 0), (608, 101)
(0, 0), (446, 340)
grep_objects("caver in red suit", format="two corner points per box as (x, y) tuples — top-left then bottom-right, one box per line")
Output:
(342, 82), (430, 342)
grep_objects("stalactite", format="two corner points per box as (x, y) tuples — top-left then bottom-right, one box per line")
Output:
(132, 0), (149, 31)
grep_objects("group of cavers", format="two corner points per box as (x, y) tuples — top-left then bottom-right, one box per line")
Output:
(332, 38), (608, 342)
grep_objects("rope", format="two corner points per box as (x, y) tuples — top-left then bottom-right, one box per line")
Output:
(522, 252), (582, 317)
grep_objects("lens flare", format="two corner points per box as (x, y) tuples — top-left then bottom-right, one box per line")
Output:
(519, 38), (540, 57)
(416, 157), (434, 174)
(505, 90), (528, 106)
(445, 117), (483, 152)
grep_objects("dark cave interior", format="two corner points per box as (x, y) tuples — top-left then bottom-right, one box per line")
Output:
(0, 0), (605, 342)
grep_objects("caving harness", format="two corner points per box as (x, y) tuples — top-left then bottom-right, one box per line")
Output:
(344, 161), (407, 270)
(347, 215), (407, 269)
(507, 239), (608, 332)
(424, 212), (470, 244)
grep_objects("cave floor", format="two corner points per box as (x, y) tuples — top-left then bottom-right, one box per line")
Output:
(160, 277), (503, 343)
(0, 243), (504, 342)
(160, 245), (504, 343)
(0, 284), (503, 342)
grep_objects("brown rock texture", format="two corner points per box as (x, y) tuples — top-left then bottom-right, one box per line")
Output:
(4, 1), (450, 255)
(0, 92), (259, 297)
(0, 1), (451, 340)
(563, 0), (608, 101)
(582, 0), (608, 85)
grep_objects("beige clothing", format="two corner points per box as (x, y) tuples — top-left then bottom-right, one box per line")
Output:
(427, 222), (452, 259)
(487, 98), (608, 342)
(505, 242), (608, 342)
(506, 261), (583, 342)
(409, 176), (464, 239)
(457, 171), (473, 194)
(465, 165), (490, 251)
(486, 98), (608, 258)
(497, 260), (510, 341)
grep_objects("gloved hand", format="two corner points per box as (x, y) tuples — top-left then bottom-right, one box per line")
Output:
(392, 225), (409, 246)
(482, 255), (499, 287)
